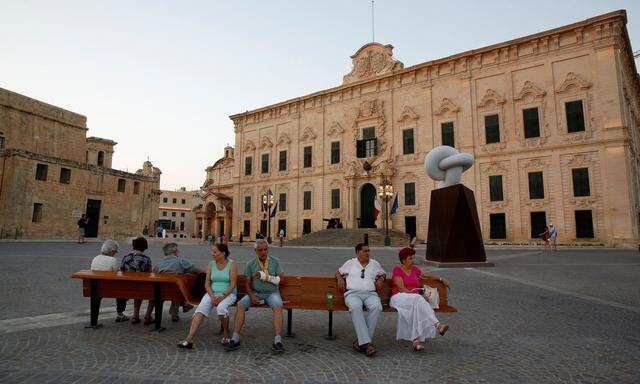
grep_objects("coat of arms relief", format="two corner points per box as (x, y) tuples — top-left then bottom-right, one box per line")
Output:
(343, 43), (404, 84)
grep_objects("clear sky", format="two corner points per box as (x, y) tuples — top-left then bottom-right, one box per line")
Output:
(1, 0), (639, 190)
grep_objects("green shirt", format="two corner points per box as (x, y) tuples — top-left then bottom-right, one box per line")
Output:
(244, 256), (283, 293)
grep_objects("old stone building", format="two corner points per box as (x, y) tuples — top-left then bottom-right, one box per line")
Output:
(157, 187), (203, 238)
(200, 10), (640, 247)
(0, 87), (161, 240)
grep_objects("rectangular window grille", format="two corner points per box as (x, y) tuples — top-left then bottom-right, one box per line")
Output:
(244, 196), (251, 213)
(279, 150), (287, 171)
(530, 211), (547, 239)
(59, 168), (71, 184)
(35, 164), (48, 181)
(279, 193), (286, 211)
(572, 168), (590, 197)
(485, 114), (500, 144)
(441, 122), (455, 147)
(303, 191), (312, 210)
(489, 175), (504, 201)
(575, 210), (594, 238)
(261, 153), (269, 173)
(404, 183), (415, 206)
(528, 172), (544, 199)
(331, 142), (340, 164)
(303, 146), (312, 168)
(490, 213), (507, 239)
(331, 188), (340, 209)
(32, 203), (43, 222)
(402, 129), (414, 154)
(117, 179), (126, 193)
(523, 107), (540, 138)
(245, 156), (252, 176)
(566, 100), (585, 133)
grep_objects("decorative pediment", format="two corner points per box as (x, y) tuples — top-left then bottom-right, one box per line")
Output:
(329, 179), (342, 188)
(523, 158), (545, 170)
(397, 106), (419, 123)
(301, 181), (314, 190)
(402, 171), (418, 181)
(477, 89), (506, 108)
(514, 81), (546, 101)
(327, 122), (345, 137)
(357, 99), (384, 120)
(301, 127), (317, 142)
(343, 42), (404, 84)
(260, 136), (274, 149)
(277, 133), (291, 146)
(483, 162), (509, 175)
(556, 72), (591, 94)
(243, 140), (256, 152)
(434, 98), (459, 116)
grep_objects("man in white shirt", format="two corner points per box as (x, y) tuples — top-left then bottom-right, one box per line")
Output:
(90, 240), (129, 322)
(335, 243), (386, 357)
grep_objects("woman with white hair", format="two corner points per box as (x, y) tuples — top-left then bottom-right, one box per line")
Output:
(90, 240), (129, 322)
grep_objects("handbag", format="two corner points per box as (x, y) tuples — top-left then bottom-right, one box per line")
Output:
(422, 285), (440, 309)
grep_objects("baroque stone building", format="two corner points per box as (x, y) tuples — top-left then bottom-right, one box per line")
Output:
(199, 10), (640, 247)
(0, 87), (161, 240)
(157, 187), (203, 238)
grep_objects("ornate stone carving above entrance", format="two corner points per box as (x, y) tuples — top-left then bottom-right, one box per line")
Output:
(343, 43), (404, 84)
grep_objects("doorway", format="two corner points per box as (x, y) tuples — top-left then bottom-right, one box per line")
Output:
(218, 219), (225, 237)
(359, 183), (377, 228)
(85, 199), (101, 238)
(405, 216), (417, 238)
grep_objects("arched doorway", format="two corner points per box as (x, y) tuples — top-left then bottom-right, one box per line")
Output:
(359, 183), (377, 228)
(204, 202), (216, 238)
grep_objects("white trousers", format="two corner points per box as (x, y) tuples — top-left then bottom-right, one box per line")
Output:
(390, 292), (439, 342)
(195, 293), (237, 318)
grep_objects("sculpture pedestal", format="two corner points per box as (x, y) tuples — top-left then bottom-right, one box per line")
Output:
(425, 184), (494, 268)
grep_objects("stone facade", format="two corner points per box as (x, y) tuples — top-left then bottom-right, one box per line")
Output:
(201, 10), (640, 247)
(0, 87), (161, 240)
(157, 188), (203, 238)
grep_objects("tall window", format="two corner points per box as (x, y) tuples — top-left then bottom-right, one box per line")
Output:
(243, 220), (251, 236)
(245, 156), (253, 176)
(303, 191), (312, 210)
(97, 151), (104, 166)
(180, 222), (185, 231)
(357, 127), (377, 158)
(404, 183), (416, 206)
(489, 175), (504, 202)
(0, 133), (4, 149)
(303, 146), (312, 168)
(572, 168), (590, 197)
(163, 197), (168, 203)
(59, 168), (71, 184)
(402, 129), (414, 154)
(566, 100), (585, 133)
(35, 164), (48, 181)
(162, 211), (167, 217)
(117, 179), (126, 193)
(279, 193), (287, 211)
(133, 181), (140, 194)
(331, 188), (340, 209)
(172, 212), (176, 217)
(331, 142), (340, 164)
(485, 114), (500, 144)
(528, 172), (544, 199)
(261, 153), (269, 174)
(575, 210), (594, 238)
(441, 122), (454, 147)
(180, 212), (185, 217)
(181, 199), (186, 204)
(32, 203), (43, 222)
(530, 211), (547, 239)
(490, 213), (506, 239)
(244, 196), (252, 213)
(523, 107), (540, 138)
(279, 150), (287, 171)
(303, 219), (312, 235)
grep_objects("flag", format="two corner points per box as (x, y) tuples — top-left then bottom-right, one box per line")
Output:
(391, 194), (399, 214)
(373, 197), (381, 217)
(261, 201), (267, 220)
(270, 202), (278, 218)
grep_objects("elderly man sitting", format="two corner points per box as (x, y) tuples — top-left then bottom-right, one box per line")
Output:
(153, 242), (202, 321)
(90, 239), (129, 322)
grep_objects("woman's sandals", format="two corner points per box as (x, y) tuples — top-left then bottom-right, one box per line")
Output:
(412, 340), (425, 352)
(436, 323), (449, 336)
(176, 340), (193, 349)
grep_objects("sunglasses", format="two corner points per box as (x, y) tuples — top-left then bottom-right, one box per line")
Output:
(361, 268), (365, 279)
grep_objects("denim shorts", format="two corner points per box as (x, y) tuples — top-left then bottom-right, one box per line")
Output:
(237, 291), (283, 310)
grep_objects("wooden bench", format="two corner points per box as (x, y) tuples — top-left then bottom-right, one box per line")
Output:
(72, 271), (456, 337)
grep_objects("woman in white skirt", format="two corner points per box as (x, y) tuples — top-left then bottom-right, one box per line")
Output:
(390, 247), (449, 352)
(177, 243), (237, 349)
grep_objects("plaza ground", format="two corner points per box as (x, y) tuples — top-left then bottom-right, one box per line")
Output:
(0, 243), (638, 383)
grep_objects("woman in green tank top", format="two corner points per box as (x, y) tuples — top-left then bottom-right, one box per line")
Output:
(177, 243), (237, 349)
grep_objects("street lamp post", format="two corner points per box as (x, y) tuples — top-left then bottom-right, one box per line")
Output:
(378, 179), (394, 246)
(262, 191), (275, 244)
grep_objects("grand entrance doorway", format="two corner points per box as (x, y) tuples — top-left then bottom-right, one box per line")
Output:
(359, 183), (377, 228)
(85, 199), (101, 238)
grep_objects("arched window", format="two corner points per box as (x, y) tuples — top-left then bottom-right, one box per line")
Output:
(97, 151), (104, 166)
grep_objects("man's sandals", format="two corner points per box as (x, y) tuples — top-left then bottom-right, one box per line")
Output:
(353, 339), (376, 357)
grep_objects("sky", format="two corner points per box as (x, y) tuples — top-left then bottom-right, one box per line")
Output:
(1, 0), (639, 190)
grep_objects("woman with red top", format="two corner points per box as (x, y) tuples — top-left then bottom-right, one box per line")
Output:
(390, 247), (450, 352)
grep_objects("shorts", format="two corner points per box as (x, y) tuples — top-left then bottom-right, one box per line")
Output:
(237, 292), (283, 310)
(195, 293), (237, 317)
(78, 228), (85, 236)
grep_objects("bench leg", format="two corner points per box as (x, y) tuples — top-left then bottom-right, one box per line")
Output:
(85, 279), (103, 329)
(325, 310), (336, 340)
(150, 283), (165, 333)
(285, 308), (295, 338)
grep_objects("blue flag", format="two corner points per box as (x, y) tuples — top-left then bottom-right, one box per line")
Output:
(270, 202), (278, 218)
(391, 194), (399, 214)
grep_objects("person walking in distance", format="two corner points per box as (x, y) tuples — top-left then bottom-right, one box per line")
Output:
(77, 214), (88, 243)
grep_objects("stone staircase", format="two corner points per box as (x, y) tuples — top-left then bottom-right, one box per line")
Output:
(286, 228), (412, 247)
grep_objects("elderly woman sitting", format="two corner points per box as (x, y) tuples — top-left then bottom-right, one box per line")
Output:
(390, 247), (449, 352)
(90, 240), (129, 322)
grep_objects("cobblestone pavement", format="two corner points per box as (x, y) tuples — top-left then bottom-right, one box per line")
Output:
(0, 243), (639, 383)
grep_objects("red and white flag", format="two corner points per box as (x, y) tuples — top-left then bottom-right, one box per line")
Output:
(374, 197), (382, 217)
